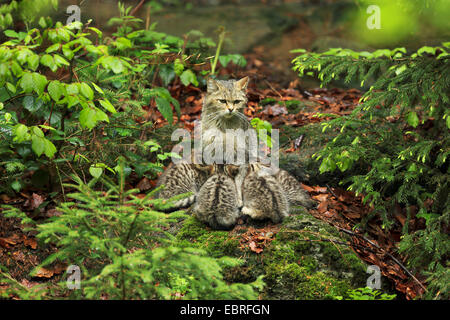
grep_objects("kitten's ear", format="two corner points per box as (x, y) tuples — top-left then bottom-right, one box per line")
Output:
(225, 164), (239, 177)
(207, 78), (219, 92)
(235, 76), (249, 91)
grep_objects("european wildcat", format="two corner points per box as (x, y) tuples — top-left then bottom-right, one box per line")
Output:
(237, 163), (316, 223)
(239, 163), (290, 223)
(200, 77), (254, 164)
(242, 163), (316, 209)
(274, 168), (316, 209)
(191, 164), (242, 230)
(155, 162), (215, 210)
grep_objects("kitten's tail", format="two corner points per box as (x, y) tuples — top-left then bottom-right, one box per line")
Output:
(157, 194), (196, 213)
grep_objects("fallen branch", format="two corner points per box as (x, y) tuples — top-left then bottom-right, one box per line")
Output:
(336, 226), (428, 293)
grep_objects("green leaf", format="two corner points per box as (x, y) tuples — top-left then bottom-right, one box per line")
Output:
(32, 73), (48, 95)
(54, 54), (70, 66)
(180, 69), (198, 87)
(48, 80), (64, 102)
(91, 82), (104, 94)
(6, 82), (16, 94)
(57, 28), (70, 42)
(417, 46), (437, 56)
(99, 99), (116, 113)
(23, 96), (43, 112)
(88, 27), (103, 37)
(66, 83), (79, 95)
(31, 135), (45, 157)
(46, 43), (60, 53)
(62, 46), (74, 60)
(10, 180), (22, 192)
(27, 54), (40, 71)
(39, 17), (48, 29)
(43, 139), (57, 158)
(407, 111), (419, 128)
(79, 108), (97, 129)
(155, 97), (173, 124)
(95, 108), (109, 123)
(158, 64), (175, 86)
(41, 54), (57, 72)
(32, 126), (44, 138)
(219, 55), (232, 68)
(20, 72), (34, 93)
(80, 83), (94, 100)
(13, 124), (30, 142)
(4, 30), (19, 38)
(89, 165), (103, 178)
(173, 58), (184, 76)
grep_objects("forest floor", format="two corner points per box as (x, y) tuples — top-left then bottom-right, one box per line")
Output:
(0, 49), (427, 300)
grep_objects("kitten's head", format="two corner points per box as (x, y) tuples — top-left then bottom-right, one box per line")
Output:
(203, 77), (249, 119)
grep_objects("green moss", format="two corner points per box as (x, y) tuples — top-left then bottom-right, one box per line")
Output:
(264, 262), (307, 299)
(296, 271), (352, 300)
(176, 217), (240, 258)
(263, 262), (351, 300)
(176, 216), (209, 240)
(174, 213), (370, 300)
(262, 212), (368, 297)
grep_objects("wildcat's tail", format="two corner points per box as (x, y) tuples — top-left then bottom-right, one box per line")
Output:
(157, 194), (196, 213)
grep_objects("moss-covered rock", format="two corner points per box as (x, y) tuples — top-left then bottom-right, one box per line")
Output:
(172, 208), (371, 300)
(176, 217), (241, 258)
(264, 262), (352, 299)
(261, 209), (368, 299)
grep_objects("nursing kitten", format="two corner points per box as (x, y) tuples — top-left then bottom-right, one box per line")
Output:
(192, 164), (242, 230)
(274, 169), (316, 209)
(200, 77), (253, 163)
(155, 162), (214, 210)
(240, 163), (290, 223)
(238, 163), (316, 223)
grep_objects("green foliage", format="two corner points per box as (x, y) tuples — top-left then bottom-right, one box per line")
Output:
(0, 1), (246, 195)
(0, 264), (47, 299)
(292, 44), (449, 299)
(251, 117), (273, 148)
(0, 0), (58, 31)
(1, 159), (261, 300)
(334, 287), (396, 300)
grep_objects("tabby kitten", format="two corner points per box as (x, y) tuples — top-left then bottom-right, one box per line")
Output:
(240, 163), (290, 223)
(192, 164), (242, 230)
(200, 77), (252, 163)
(274, 168), (316, 209)
(155, 162), (215, 210)
(238, 163), (316, 223)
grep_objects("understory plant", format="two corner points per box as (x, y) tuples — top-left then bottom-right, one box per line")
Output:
(0, 1), (246, 196)
(292, 44), (449, 299)
(1, 158), (262, 299)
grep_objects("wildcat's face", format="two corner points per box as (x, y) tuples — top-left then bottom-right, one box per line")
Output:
(203, 77), (249, 119)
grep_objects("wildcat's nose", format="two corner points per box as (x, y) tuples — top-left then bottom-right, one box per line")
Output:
(227, 106), (234, 112)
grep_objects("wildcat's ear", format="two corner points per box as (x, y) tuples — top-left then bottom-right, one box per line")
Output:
(207, 78), (219, 92)
(235, 76), (249, 91)
(224, 164), (240, 177)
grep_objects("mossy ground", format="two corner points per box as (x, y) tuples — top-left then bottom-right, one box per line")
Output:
(173, 207), (368, 300)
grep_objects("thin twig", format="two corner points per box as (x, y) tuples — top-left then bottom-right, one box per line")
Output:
(264, 79), (283, 99)
(130, 0), (146, 16)
(336, 226), (428, 292)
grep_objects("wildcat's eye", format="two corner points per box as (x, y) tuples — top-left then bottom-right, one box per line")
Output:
(233, 100), (242, 104)
(219, 99), (227, 104)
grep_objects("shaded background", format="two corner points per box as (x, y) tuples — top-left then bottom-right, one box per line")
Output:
(55, 0), (449, 86)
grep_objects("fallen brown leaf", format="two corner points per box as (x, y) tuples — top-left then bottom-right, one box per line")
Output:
(249, 241), (263, 254)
